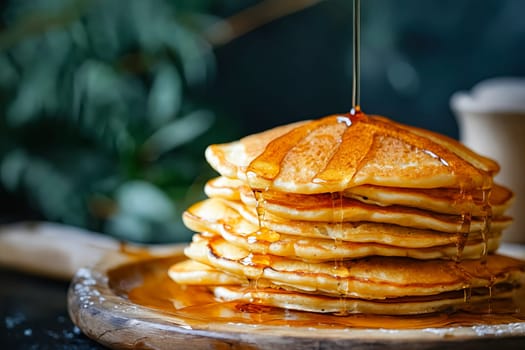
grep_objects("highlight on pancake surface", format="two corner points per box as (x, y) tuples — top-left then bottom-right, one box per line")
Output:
(169, 112), (525, 316)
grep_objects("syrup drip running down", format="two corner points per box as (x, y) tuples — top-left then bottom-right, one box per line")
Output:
(478, 174), (494, 309)
(479, 174), (493, 258)
(452, 169), (496, 308)
(456, 203), (473, 261)
(332, 0), (362, 313)
(253, 189), (267, 229)
(330, 191), (346, 306)
(248, 189), (280, 246)
(463, 287), (472, 303)
(329, 0), (364, 259)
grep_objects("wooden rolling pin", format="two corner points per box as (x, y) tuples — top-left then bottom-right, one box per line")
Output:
(0, 222), (180, 280)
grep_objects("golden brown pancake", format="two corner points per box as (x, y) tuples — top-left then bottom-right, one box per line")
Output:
(204, 177), (244, 201)
(205, 115), (498, 194)
(205, 176), (513, 216)
(211, 285), (515, 315)
(343, 183), (513, 216)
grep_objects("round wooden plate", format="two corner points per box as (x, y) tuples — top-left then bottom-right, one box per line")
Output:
(68, 244), (525, 350)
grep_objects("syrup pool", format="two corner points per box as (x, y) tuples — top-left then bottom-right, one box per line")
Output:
(108, 255), (525, 331)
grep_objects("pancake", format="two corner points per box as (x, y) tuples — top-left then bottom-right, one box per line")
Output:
(220, 199), (512, 247)
(343, 183), (513, 216)
(181, 234), (525, 300)
(212, 285), (515, 315)
(205, 115), (499, 194)
(204, 177), (244, 201)
(183, 199), (501, 261)
(205, 176), (513, 216)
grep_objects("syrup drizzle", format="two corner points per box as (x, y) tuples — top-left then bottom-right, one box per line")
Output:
(246, 187), (281, 289)
(333, 0), (361, 313)
(246, 119), (331, 182)
(453, 168), (497, 309)
(479, 173), (495, 307)
(480, 191), (492, 258)
(253, 189), (267, 229)
(463, 286), (472, 303)
(479, 174), (493, 258)
(456, 208), (472, 261)
(330, 191), (347, 313)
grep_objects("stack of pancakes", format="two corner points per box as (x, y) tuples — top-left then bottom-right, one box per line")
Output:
(169, 114), (525, 315)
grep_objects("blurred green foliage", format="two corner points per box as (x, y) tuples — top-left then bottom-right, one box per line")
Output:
(0, 0), (236, 242)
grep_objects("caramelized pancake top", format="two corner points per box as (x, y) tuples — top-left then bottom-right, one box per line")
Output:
(206, 115), (499, 194)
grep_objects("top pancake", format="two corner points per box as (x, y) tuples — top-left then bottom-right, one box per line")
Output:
(206, 114), (499, 194)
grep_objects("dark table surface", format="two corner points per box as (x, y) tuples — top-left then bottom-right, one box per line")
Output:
(1, 267), (107, 349)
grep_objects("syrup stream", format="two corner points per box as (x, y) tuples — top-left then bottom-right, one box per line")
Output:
(352, 0), (361, 112)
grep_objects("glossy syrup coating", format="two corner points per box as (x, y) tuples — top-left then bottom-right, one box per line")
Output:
(206, 114), (499, 194)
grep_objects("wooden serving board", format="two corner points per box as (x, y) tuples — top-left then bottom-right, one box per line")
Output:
(68, 245), (525, 350)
